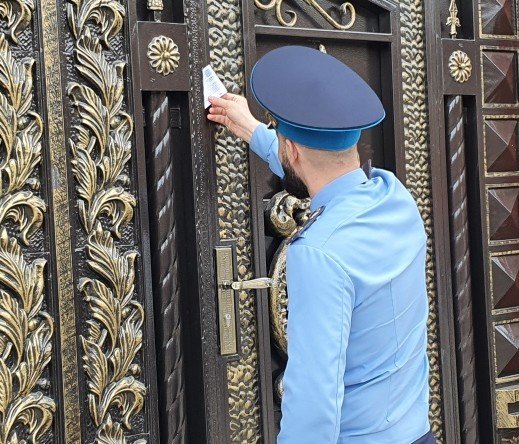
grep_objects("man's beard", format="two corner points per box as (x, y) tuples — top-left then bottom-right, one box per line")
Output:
(281, 155), (309, 200)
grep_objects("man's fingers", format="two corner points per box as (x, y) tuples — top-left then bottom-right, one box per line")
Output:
(208, 95), (230, 109)
(207, 113), (228, 125)
(209, 106), (226, 116)
(222, 93), (240, 101)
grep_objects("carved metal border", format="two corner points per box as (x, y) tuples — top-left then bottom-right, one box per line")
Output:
(399, 0), (444, 440)
(41, 0), (85, 441)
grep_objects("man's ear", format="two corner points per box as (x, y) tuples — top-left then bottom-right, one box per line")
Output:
(285, 139), (299, 164)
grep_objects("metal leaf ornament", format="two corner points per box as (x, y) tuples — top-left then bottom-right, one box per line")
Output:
(67, 0), (146, 440)
(0, 7), (55, 441)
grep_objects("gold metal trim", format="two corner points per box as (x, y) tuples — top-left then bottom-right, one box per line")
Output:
(266, 112), (278, 129)
(41, 0), (81, 441)
(400, 0), (444, 438)
(0, 0), (34, 42)
(67, 0), (146, 440)
(208, 0), (262, 437)
(448, 50), (472, 83)
(254, 0), (356, 30)
(267, 192), (310, 355)
(147, 35), (180, 76)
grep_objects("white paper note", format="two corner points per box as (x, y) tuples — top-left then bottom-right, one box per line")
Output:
(203, 65), (228, 109)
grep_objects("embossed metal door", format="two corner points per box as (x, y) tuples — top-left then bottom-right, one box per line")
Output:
(240, 1), (452, 443)
(0, 0), (164, 442)
(0, 0), (239, 441)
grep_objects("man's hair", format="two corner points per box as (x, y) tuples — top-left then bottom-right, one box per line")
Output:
(278, 133), (358, 169)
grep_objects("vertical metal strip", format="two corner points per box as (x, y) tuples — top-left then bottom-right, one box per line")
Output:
(145, 93), (188, 444)
(207, 1), (263, 440)
(40, 0), (81, 441)
(445, 95), (479, 444)
(399, 0), (444, 440)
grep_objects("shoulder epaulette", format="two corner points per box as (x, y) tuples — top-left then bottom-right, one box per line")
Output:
(286, 206), (325, 245)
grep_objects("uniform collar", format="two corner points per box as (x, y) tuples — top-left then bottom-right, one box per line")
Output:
(310, 168), (368, 212)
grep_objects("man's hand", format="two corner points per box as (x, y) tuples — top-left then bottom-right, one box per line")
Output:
(207, 93), (261, 144)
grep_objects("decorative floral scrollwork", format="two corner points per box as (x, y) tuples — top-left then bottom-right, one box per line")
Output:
(0, 0), (34, 42)
(147, 35), (180, 76)
(67, 0), (146, 441)
(255, 0), (356, 30)
(266, 192), (310, 355)
(0, 15), (55, 442)
(449, 50), (472, 83)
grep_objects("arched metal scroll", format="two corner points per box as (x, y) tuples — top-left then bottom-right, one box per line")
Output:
(255, 0), (356, 30)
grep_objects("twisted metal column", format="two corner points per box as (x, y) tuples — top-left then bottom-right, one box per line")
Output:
(445, 95), (479, 444)
(146, 92), (188, 444)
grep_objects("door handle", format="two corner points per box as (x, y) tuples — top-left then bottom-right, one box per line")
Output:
(221, 277), (274, 291)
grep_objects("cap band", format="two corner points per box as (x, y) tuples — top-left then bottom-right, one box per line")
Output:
(277, 119), (361, 151)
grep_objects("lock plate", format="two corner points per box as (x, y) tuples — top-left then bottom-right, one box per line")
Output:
(215, 245), (238, 356)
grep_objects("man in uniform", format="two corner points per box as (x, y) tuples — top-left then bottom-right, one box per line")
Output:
(208, 46), (434, 443)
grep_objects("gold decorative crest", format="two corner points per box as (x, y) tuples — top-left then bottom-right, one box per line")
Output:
(67, 0), (146, 441)
(449, 50), (472, 83)
(0, 11), (55, 443)
(446, 0), (461, 38)
(255, 0), (356, 30)
(147, 35), (180, 76)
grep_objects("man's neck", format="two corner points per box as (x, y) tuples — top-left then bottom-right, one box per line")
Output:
(306, 163), (361, 198)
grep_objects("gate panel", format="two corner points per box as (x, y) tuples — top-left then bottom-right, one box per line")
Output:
(41, 0), (161, 441)
(62, 0), (159, 440)
(427, 0), (519, 441)
(207, 1), (265, 441)
(475, 0), (519, 441)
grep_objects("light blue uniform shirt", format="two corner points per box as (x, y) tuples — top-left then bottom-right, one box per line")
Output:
(251, 124), (430, 443)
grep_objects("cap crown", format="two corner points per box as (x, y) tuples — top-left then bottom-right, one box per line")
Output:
(251, 46), (385, 131)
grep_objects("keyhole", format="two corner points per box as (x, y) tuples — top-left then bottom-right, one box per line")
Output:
(508, 401), (519, 416)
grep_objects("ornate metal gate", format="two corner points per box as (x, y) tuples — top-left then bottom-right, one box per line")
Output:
(1, 0), (517, 443)
(426, 0), (519, 443)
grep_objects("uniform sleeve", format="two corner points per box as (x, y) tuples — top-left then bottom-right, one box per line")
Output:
(249, 123), (284, 178)
(278, 244), (354, 444)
